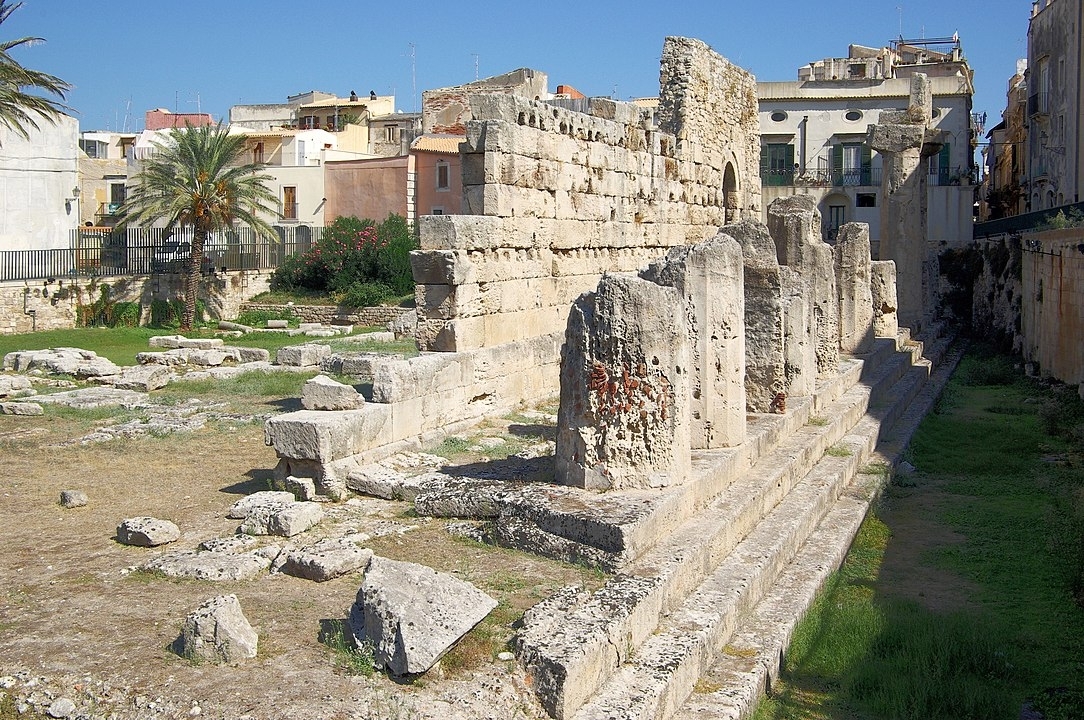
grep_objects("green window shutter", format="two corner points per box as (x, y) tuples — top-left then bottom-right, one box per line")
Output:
(832, 144), (844, 184)
(861, 144), (873, 184)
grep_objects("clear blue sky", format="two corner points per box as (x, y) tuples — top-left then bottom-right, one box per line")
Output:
(6, 0), (1031, 134)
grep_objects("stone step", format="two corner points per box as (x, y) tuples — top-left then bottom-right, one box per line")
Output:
(672, 339), (963, 720)
(565, 335), (955, 720)
(494, 338), (912, 573)
(514, 336), (938, 719)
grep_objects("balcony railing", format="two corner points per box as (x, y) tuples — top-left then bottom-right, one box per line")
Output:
(761, 167), (882, 187)
(1028, 92), (1049, 117)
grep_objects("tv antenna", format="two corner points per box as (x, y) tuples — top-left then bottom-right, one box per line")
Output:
(472, 53), (479, 80)
(410, 42), (417, 114)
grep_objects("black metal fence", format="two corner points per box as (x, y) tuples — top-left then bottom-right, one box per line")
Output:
(974, 201), (1084, 239)
(0, 225), (324, 282)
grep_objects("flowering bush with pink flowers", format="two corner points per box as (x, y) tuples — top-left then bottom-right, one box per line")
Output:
(271, 214), (416, 305)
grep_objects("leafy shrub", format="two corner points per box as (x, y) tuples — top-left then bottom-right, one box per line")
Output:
(150, 298), (205, 327)
(271, 214), (417, 302)
(337, 282), (394, 308)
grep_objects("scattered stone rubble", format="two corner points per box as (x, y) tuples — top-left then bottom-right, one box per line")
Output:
(116, 517), (180, 547)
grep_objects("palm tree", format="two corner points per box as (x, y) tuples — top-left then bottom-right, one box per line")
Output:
(121, 123), (280, 330)
(0, 0), (71, 142)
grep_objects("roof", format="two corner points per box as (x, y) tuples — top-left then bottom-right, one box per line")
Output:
(411, 134), (464, 154)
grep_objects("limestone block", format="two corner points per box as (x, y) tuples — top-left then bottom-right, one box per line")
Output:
(276, 343), (332, 367)
(871, 260), (900, 339)
(301, 374), (363, 411)
(350, 555), (497, 675)
(555, 275), (691, 490)
(116, 516), (180, 547)
(277, 538), (373, 582)
(235, 347), (271, 363)
(145, 551), (272, 581)
(240, 501), (324, 537)
(409, 250), (475, 285)
(371, 353), (471, 404)
(227, 490), (297, 519)
(176, 595), (258, 663)
(176, 338), (225, 350)
(640, 232), (746, 448)
(108, 364), (171, 392)
(149, 335), (185, 349)
(417, 213), (545, 252)
(834, 223), (875, 354)
(0, 374), (32, 397)
(726, 220), (787, 412)
(1, 401), (43, 415)
(264, 406), (394, 464)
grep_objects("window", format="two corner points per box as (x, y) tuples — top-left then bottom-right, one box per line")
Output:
(431, 207), (445, 215)
(770, 111), (788, 123)
(929, 143), (951, 184)
(436, 161), (450, 191)
(283, 186), (297, 220)
(827, 204), (846, 242)
(252, 142), (264, 164)
(760, 143), (794, 186)
(300, 115), (319, 130)
(856, 193), (876, 207)
(384, 125), (399, 143)
(848, 64), (866, 79)
(832, 143), (871, 185)
(844, 110), (863, 122)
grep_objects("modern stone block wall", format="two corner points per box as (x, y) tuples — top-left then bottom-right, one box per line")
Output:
(239, 303), (410, 328)
(412, 37), (762, 354)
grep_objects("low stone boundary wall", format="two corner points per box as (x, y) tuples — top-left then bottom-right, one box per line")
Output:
(240, 303), (411, 328)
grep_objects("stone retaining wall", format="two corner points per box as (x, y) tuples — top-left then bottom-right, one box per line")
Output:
(0, 270), (272, 335)
(239, 303), (411, 328)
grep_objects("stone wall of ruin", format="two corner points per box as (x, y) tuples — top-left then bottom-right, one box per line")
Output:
(412, 37), (761, 354)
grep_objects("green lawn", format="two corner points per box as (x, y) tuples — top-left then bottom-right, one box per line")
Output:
(755, 348), (1084, 720)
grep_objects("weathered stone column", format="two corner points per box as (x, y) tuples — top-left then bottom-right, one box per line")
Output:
(834, 222), (875, 354)
(780, 267), (816, 399)
(641, 231), (746, 448)
(767, 195), (839, 374)
(868, 73), (945, 333)
(871, 260), (900, 339)
(555, 274), (691, 490)
(724, 220), (786, 413)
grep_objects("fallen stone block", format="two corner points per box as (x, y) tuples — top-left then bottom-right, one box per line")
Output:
(149, 335), (185, 349)
(0, 375), (33, 397)
(176, 594), (258, 663)
(277, 538), (373, 582)
(59, 490), (87, 508)
(33, 387), (150, 410)
(239, 501), (324, 537)
(105, 364), (171, 392)
(117, 516), (180, 547)
(0, 401), (43, 415)
(226, 491), (297, 519)
(302, 374), (363, 411)
(199, 535), (259, 553)
(218, 321), (253, 333)
(266, 319), (289, 329)
(234, 347), (270, 363)
(145, 550), (272, 581)
(276, 343), (332, 367)
(350, 555), (497, 675)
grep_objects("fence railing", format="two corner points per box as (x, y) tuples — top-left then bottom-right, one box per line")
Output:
(975, 201), (1084, 238)
(761, 167), (882, 188)
(0, 225), (324, 283)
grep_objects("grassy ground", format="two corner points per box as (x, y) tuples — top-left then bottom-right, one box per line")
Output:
(0, 325), (414, 367)
(754, 348), (1084, 720)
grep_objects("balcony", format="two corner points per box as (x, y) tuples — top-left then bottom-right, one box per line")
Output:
(1028, 92), (1049, 117)
(762, 166), (881, 188)
(95, 202), (123, 221)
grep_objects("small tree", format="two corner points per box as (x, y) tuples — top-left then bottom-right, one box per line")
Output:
(120, 123), (279, 330)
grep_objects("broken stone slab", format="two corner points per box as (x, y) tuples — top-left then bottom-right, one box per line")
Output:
(116, 517), (180, 547)
(266, 319), (289, 329)
(301, 374), (364, 411)
(3, 348), (121, 378)
(276, 343), (332, 367)
(0, 401), (43, 415)
(59, 490), (87, 508)
(0, 375), (33, 397)
(176, 594), (258, 663)
(33, 387), (152, 410)
(345, 466), (446, 502)
(283, 475), (318, 501)
(199, 535), (259, 553)
(99, 364), (171, 392)
(226, 491), (297, 519)
(276, 538), (373, 582)
(350, 555), (498, 675)
(145, 550), (272, 581)
(239, 501), (324, 537)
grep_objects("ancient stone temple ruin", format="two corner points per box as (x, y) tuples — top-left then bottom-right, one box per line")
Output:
(266, 35), (955, 720)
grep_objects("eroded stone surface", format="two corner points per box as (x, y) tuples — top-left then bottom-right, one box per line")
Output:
(835, 223), (875, 353)
(116, 517), (180, 547)
(301, 374), (363, 411)
(145, 550), (272, 581)
(276, 538), (372, 582)
(59, 490), (87, 508)
(176, 594), (258, 663)
(555, 274), (691, 490)
(349, 556), (497, 675)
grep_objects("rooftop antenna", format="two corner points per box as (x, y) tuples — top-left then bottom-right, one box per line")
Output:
(472, 53), (479, 80)
(897, 6), (903, 39)
(122, 97), (131, 133)
(410, 42), (417, 115)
